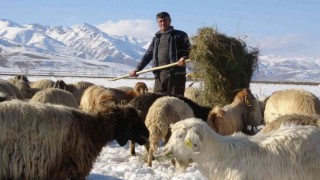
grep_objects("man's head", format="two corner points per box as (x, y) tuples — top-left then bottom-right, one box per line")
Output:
(156, 12), (171, 32)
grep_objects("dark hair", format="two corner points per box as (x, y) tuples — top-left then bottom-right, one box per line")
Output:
(156, 12), (171, 20)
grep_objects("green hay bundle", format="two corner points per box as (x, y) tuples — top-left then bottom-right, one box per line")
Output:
(190, 27), (259, 106)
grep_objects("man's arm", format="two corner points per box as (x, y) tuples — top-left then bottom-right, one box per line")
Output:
(130, 37), (155, 77)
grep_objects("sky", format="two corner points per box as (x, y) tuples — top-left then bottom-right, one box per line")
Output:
(0, 0), (319, 57)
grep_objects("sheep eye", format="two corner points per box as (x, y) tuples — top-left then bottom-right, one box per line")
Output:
(194, 144), (197, 147)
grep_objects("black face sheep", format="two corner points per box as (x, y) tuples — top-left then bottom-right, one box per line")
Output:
(14, 74), (29, 83)
(264, 89), (320, 124)
(54, 79), (94, 104)
(164, 117), (320, 180)
(0, 100), (149, 179)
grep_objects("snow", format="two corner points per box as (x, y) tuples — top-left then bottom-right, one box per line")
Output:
(1, 75), (320, 180)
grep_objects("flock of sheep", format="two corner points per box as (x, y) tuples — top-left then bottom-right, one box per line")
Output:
(1, 75), (320, 180)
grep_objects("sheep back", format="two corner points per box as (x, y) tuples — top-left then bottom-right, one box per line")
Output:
(259, 114), (320, 134)
(264, 89), (320, 124)
(30, 88), (79, 108)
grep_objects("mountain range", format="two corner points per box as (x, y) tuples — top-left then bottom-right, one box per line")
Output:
(0, 18), (319, 82)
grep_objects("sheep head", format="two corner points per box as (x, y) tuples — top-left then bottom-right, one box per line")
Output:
(233, 88), (254, 106)
(134, 82), (148, 94)
(15, 74), (29, 83)
(114, 105), (149, 146)
(54, 79), (67, 90)
(164, 118), (205, 170)
(207, 106), (225, 132)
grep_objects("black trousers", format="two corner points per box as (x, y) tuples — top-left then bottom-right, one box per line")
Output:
(153, 72), (186, 96)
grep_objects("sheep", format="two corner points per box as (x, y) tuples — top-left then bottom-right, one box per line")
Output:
(128, 92), (212, 155)
(184, 87), (204, 105)
(134, 81), (148, 94)
(0, 79), (24, 100)
(30, 88), (79, 108)
(259, 114), (320, 134)
(8, 78), (35, 99)
(54, 79), (94, 104)
(29, 79), (55, 91)
(244, 96), (264, 134)
(0, 91), (9, 102)
(0, 99), (149, 180)
(206, 88), (259, 135)
(264, 89), (320, 124)
(145, 96), (195, 167)
(164, 117), (320, 179)
(13, 74), (29, 83)
(116, 82), (149, 98)
(80, 85), (134, 111)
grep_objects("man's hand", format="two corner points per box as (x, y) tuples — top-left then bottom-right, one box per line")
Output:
(177, 57), (187, 66)
(129, 70), (139, 77)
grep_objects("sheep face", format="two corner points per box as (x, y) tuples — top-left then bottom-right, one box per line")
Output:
(115, 106), (149, 146)
(134, 82), (148, 94)
(164, 124), (195, 169)
(54, 80), (67, 90)
(15, 75), (29, 83)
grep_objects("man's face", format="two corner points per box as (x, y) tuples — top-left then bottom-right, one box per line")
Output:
(157, 17), (171, 32)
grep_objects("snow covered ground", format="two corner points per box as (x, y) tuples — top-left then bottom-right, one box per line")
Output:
(1, 75), (320, 180)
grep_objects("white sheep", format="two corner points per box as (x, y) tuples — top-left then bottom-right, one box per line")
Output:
(30, 88), (79, 108)
(264, 89), (320, 124)
(206, 88), (259, 135)
(164, 117), (320, 180)
(0, 99), (149, 179)
(145, 96), (195, 167)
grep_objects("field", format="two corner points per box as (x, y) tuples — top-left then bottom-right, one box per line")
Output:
(1, 75), (320, 180)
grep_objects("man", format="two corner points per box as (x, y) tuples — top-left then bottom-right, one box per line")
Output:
(129, 12), (191, 96)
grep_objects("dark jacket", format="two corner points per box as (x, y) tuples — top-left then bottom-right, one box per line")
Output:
(135, 27), (191, 76)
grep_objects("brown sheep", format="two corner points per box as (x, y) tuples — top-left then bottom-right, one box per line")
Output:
(264, 89), (320, 124)
(0, 100), (149, 179)
(207, 88), (258, 135)
(30, 88), (79, 108)
(259, 114), (320, 134)
(54, 79), (94, 105)
(134, 82), (148, 94)
(80, 85), (134, 111)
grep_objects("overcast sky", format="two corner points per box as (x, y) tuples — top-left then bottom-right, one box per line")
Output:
(1, 0), (319, 57)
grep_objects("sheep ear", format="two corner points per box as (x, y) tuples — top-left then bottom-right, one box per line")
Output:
(245, 95), (252, 106)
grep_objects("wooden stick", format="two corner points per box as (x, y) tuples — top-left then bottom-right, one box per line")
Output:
(108, 59), (192, 81)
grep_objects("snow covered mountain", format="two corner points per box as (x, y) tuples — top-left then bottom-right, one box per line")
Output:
(0, 19), (148, 67)
(0, 18), (319, 82)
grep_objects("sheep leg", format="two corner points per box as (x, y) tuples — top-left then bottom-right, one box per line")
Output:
(130, 140), (136, 155)
(148, 142), (158, 167)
